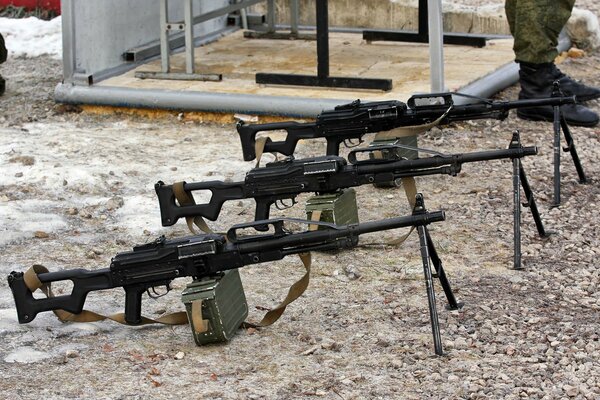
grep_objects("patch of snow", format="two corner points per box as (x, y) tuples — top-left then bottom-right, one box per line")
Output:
(0, 200), (67, 246)
(4, 347), (51, 363)
(0, 16), (62, 59)
(0, 309), (23, 334)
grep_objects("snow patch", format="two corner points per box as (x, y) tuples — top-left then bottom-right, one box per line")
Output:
(0, 16), (62, 59)
(0, 309), (22, 334)
(115, 195), (163, 235)
(0, 200), (67, 245)
(4, 347), (51, 363)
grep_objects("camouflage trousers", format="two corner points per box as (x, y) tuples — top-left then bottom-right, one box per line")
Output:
(505, 0), (575, 63)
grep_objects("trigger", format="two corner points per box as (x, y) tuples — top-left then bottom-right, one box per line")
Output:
(343, 138), (362, 148)
(147, 285), (171, 299)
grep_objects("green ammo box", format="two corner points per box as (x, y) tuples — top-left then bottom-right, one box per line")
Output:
(181, 269), (248, 345)
(305, 188), (359, 228)
(369, 135), (418, 187)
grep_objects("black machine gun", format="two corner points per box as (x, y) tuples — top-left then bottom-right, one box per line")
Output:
(155, 144), (537, 227)
(8, 212), (444, 326)
(236, 92), (575, 161)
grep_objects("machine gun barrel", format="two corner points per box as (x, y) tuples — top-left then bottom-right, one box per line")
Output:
(355, 146), (538, 175)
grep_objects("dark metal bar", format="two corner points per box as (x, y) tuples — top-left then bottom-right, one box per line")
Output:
(255, 73), (393, 91)
(316, 0), (329, 78)
(424, 228), (460, 310)
(362, 30), (501, 48)
(560, 117), (587, 183)
(134, 71), (222, 81)
(417, 224), (443, 356)
(417, 0), (429, 40)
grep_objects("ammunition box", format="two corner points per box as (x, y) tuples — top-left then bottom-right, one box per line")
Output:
(370, 135), (418, 187)
(181, 269), (248, 345)
(305, 189), (359, 228)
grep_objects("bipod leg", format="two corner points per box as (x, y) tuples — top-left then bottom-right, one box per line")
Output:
(417, 224), (443, 356)
(413, 194), (444, 356)
(560, 117), (587, 184)
(552, 103), (561, 208)
(424, 228), (462, 310)
(519, 163), (551, 239)
(513, 152), (523, 270)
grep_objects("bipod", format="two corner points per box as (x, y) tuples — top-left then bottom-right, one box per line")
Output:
(509, 131), (554, 270)
(551, 82), (588, 207)
(413, 194), (462, 356)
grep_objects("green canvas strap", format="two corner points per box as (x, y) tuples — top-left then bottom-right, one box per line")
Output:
(254, 136), (271, 168)
(173, 181), (214, 235)
(373, 105), (452, 141)
(23, 264), (188, 325)
(242, 251), (311, 328)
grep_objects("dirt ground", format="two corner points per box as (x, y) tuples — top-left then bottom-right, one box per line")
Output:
(1, 10), (600, 400)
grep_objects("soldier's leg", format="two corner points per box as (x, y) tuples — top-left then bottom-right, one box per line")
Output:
(0, 33), (6, 96)
(505, 0), (599, 127)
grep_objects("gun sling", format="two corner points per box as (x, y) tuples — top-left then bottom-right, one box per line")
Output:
(23, 264), (188, 325)
(173, 181), (215, 235)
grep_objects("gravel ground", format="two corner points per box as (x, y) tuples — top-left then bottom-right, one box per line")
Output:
(1, 5), (600, 400)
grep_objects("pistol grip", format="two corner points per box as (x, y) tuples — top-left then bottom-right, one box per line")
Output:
(124, 285), (146, 325)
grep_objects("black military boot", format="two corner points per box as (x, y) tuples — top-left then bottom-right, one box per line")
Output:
(516, 62), (599, 127)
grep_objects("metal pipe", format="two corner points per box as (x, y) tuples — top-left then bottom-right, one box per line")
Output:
(54, 83), (345, 117)
(61, 0), (76, 82)
(427, 0), (445, 92)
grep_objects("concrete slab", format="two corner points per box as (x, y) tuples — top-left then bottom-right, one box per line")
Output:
(99, 30), (515, 105)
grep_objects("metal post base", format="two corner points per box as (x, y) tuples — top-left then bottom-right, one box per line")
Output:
(256, 73), (393, 91)
(362, 30), (508, 48)
(135, 71), (223, 82)
(243, 31), (316, 40)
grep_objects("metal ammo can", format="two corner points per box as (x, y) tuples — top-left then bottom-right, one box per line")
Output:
(369, 135), (418, 187)
(181, 269), (248, 345)
(305, 188), (359, 228)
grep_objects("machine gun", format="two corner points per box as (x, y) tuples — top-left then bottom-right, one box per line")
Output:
(7, 211), (444, 326)
(236, 92), (575, 161)
(155, 144), (537, 227)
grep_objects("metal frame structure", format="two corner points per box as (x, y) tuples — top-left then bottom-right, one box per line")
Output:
(255, 0), (394, 91)
(362, 0), (509, 48)
(135, 0), (266, 81)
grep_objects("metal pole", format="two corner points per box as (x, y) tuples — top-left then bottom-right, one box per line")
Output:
(184, 0), (195, 74)
(61, 0), (76, 83)
(267, 0), (276, 34)
(427, 0), (445, 92)
(159, 0), (170, 73)
(239, 0), (248, 30)
(290, 0), (299, 35)
(316, 0), (330, 79)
